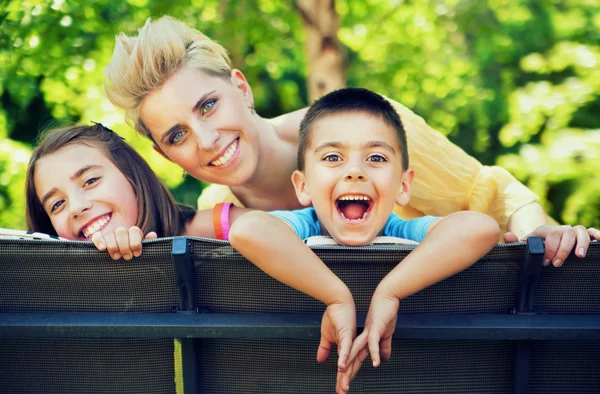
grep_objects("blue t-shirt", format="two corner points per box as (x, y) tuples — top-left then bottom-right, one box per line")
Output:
(270, 207), (438, 243)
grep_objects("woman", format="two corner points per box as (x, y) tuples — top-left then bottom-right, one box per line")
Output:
(104, 16), (598, 266)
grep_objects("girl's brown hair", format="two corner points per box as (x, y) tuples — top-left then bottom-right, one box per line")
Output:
(25, 123), (195, 237)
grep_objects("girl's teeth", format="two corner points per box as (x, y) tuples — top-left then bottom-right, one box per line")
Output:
(83, 216), (110, 238)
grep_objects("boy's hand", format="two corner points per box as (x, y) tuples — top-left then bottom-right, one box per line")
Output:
(336, 292), (399, 393)
(92, 226), (157, 260)
(318, 300), (356, 373)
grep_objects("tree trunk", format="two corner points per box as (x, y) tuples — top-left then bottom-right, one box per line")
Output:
(296, 0), (346, 102)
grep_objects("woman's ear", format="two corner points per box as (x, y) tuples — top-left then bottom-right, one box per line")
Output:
(152, 144), (172, 162)
(230, 69), (254, 107)
(291, 170), (312, 207)
(396, 168), (414, 206)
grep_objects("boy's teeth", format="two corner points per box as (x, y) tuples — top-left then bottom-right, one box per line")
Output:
(338, 195), (370, 201)
(211, 140), (238, 166)
(83, 216), (110, 238)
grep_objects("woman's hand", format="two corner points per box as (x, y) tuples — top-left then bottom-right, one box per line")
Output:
(92, 226), (157, 260)
(504, 225), (600, 267)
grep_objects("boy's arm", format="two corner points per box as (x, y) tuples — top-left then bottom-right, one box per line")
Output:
(338, 211), (500, 393)
(228, 211), (356, 370)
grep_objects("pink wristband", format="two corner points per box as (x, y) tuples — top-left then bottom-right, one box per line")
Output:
(220, 202), (233, 241)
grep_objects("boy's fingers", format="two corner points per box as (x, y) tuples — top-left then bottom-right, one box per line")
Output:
(316, 336), (332, 364)
(114, 227), (133, 260)
(380, 337), (393, 361)
(103, 233), (121, 260)
(91, 232), (106, 251)
(128, 227), (143, 258)
(368, 332), (381, 367)
(574, 225), (590, 258)
(337, 333), (353, 371)
(145, 231), (158, 240)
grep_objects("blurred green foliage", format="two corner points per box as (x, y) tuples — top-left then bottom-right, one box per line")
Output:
(0, 0), (598, 230)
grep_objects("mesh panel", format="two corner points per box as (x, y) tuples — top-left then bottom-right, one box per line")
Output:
(192, 240), (524, 314)
(535, 242), (600, 314)
(198, 339), (513, 393)
(529, 341), (600, 393)
(0, 238), (178, 312)
(0, 338), (176, 393)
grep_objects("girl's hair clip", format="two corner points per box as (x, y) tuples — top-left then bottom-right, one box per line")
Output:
(91, 121), (126, 141)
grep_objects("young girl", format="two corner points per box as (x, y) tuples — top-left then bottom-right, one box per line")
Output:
(24, 123), (356, 374)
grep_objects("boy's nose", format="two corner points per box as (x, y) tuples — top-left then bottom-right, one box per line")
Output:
(344, 167), (367, 182)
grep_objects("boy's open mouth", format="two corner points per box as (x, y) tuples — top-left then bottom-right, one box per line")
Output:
(336, 195), (373, 222)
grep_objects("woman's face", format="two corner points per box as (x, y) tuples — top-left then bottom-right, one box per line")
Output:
(139, 66), (261, 186)
(33, 144), (139, 240)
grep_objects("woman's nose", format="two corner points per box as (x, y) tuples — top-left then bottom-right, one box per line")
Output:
(191, 121), (220, 151)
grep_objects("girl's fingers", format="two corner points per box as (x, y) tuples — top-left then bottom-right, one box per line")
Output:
(91, 231), (106, 251)
(144, 231), (158, 240)
(114, 227), (133, 260)
(103, 232), (121, 260)
(128, 227), (144, 258)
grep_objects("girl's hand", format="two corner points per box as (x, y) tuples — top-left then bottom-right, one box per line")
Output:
(317, 300), (356, 391)
(92, 226), (157, 260)
(336, 292), (399, 393)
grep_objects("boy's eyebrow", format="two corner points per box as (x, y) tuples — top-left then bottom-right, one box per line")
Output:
(159, 90), (217, 144)
(40, 165), (100, 207)
(362, 141), (396, 153)
(314, 141), (342, 152)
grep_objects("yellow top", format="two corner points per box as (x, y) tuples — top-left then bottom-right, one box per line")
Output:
(197, 98), (540, 236)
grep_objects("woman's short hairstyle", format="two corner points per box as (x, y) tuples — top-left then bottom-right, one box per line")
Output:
(104, 16), (231, 140)
(25, 123), (195, 237)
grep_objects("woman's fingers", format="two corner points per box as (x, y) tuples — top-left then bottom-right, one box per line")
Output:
(573, 225), (590, 258)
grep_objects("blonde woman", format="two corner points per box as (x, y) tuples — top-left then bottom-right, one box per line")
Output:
(104, 16), (599, 266)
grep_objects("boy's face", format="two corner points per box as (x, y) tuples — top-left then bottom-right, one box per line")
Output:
(292, 111), (413, 246)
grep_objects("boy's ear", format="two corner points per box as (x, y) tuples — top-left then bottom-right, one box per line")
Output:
(396, 168), (414, 206)
(291, 170), (312, 207)
(230, 69), (254, 108)
(152, 144), (172, 162)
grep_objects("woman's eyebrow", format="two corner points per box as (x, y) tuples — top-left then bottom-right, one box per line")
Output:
(40, 165), (100, 207)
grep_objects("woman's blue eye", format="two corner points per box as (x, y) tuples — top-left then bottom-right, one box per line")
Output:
(368, 154), (387, 162)
(170, 131), (184, 144)
(323, 154), (341, 162)
(203, 99), (216, 113)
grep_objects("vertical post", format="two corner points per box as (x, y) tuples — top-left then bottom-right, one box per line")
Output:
(172, 237), (200, 394)
(513, 236), (544, 394)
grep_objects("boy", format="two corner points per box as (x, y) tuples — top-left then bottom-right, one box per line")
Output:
(229, 88), (500, 393)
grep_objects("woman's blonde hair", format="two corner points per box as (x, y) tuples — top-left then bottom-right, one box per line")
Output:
(104, 16), (231, 140)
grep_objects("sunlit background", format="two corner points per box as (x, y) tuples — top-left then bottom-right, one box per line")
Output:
(1, 0), (599, 230)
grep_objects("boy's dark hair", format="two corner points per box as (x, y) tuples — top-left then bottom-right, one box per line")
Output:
(298, 87), (408, 171)
(25, 123), (196, 237)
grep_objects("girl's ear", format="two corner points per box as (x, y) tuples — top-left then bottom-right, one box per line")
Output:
(230, 69), (254, 108)
(152, 144), (172, 162)
(291, 170), (312, 207)
(396, 168), (414, 206)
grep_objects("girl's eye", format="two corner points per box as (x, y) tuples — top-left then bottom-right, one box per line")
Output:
(323, 153), (341, 162)
(169, 131), (185, 145)
(202, 99), (217, 114)
(50, 200), (64, 213)
(84, 177), (100, 187)
(367, 154), (387, 162)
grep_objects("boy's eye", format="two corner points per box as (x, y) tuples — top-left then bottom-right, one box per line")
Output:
(50, 200), (64, 213)
(169, 131), (185, 145)
(84, 177), (100, 187)
(367, 154), (387, 162)
(323, 153), (341, 162)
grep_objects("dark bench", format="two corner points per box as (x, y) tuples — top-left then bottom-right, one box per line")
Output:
(1, 237), (599, 393)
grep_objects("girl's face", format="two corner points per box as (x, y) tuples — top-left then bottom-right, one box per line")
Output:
(139, 66), (262, 186)
(33, 143), (139, 240)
